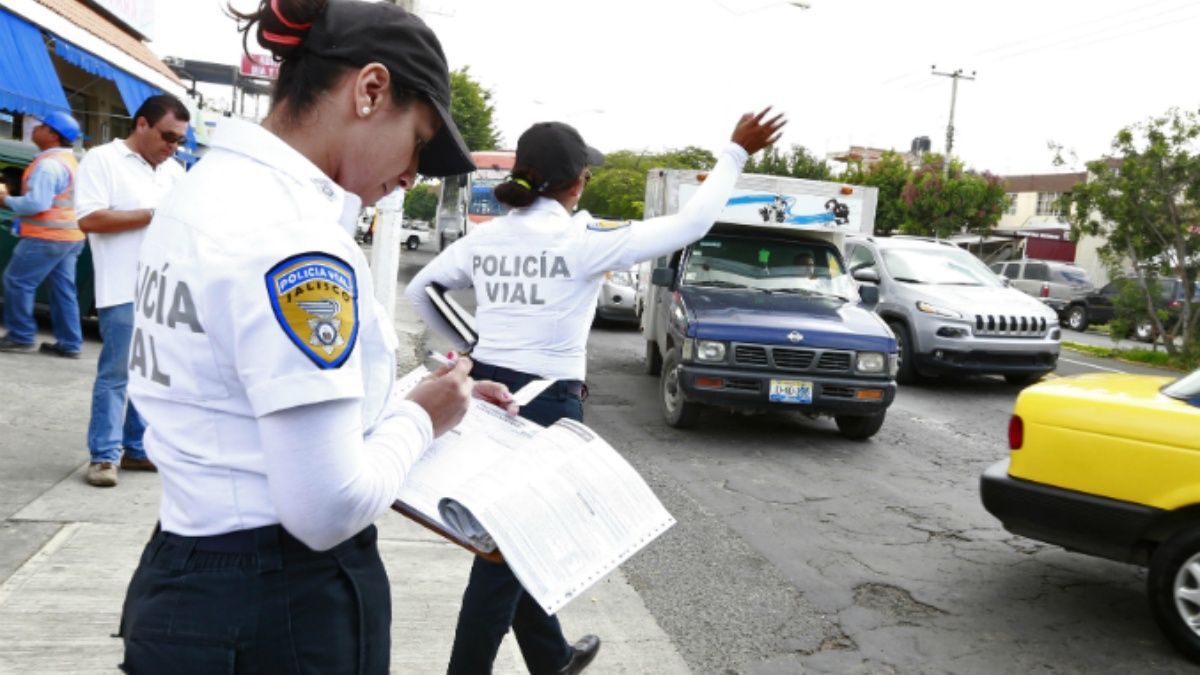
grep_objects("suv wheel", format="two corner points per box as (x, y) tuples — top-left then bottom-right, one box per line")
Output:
(887, 320), (917, 384)
(1066, 305), (1089, 332)
(660, 350), (700, 428)
(1148, 525), (1200, 663)
(405, 235), (420, 250)
(834, 412), (886, 440)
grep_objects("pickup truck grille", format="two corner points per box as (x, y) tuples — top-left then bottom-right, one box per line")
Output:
(772, 348), (815, 369)
(731, 343), (854, 373)
(974, 314), (1049, 338)
(733, 345), (769, 365)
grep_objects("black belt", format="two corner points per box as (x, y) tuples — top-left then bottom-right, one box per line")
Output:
(470, 360), (587, 400)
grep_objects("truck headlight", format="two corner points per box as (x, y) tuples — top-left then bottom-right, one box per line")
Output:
(696, 340), (727, 362)
(856, 352), (886, 373)
(916, 301), (962, 319)
(605, 270), (636, 287)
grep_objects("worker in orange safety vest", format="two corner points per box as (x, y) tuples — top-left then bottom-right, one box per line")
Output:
(0, 111), (86, 357)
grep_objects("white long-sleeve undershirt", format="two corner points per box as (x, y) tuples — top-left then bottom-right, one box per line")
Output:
(258, 396), (432, 551)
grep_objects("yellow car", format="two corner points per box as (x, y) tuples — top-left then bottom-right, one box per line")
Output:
(982, 368), (1200, 662)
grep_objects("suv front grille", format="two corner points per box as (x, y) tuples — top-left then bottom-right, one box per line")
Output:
(974, 314), (1049, 338)
(731, 343), (854, 373)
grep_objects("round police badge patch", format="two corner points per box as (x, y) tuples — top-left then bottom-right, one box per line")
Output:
(265, 253), (358, 369)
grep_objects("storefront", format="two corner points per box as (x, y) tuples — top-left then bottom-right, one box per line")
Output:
(0, 0), (186, 147)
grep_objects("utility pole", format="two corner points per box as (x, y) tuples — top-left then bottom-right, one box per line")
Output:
(931, 66), (975, 176)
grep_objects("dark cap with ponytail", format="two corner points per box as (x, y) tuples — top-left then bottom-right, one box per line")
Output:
(230, 0), (474, 177)
(494, 122), (604, 209)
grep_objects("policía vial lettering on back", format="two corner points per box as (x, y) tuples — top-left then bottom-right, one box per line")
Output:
(472, 252), (572, 306)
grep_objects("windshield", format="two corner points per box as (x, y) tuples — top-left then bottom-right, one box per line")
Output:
(680, 235), (855, 299)
(1162, 369), (1200, 404)
(881, 246), (1003, 286)
(468, 178), (509, 217)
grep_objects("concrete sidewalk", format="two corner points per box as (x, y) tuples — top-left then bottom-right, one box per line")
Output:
(0, 288), (689, 674)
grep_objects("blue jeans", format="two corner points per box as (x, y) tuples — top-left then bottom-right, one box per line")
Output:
(447, 361), (581, 675)
(87, 303), (146, 463)
(2, 237), (84, 351)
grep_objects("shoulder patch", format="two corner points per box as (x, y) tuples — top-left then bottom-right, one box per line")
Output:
(587, 219), (631, 233)
(265, 252), (359, 369)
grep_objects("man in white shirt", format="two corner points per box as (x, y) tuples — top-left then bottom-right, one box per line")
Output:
(75, 94), (188, 488)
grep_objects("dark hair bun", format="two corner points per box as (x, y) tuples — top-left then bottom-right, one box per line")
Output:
(494, 180), (536, 209)
(229, 0), (326, 61)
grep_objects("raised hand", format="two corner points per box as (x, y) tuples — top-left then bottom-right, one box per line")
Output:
(730, 107), (787, 156)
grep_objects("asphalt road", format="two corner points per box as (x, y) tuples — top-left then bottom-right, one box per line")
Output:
(400, 248), (1193, 674)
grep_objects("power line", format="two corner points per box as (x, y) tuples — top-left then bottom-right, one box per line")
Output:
(931, 67), (975, 174)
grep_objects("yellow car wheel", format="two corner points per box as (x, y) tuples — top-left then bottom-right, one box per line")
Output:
(1149, 525), (1200, 663)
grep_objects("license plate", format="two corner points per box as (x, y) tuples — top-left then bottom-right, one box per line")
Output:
(769, 379), (813, 404)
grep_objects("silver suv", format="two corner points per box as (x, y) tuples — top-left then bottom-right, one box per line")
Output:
(990, 259), (1093, 317)
(845, 236), (1061, 385)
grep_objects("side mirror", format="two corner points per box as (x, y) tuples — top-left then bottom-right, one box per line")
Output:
(651, 267), (676, 288)
(852, 267), (880, 284)
(858, 284), (879, 308)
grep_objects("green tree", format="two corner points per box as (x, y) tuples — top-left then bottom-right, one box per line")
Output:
(842, 151), (911, 236)
(578, 148), (717, 219)
(403, 183), (439, 221)
(898, 155), (1007, 239)
(449, 67), (500, 151)
(744, 144), (832, 180)
(1065, 107), (1200, 357)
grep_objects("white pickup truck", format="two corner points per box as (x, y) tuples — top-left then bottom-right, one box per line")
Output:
(399, 220), (432, 250)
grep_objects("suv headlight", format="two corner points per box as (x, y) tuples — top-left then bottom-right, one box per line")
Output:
(605, 270), (636, 287)
(916, 301), (963, 319)
(696, 340), (727, 362)
(856, 351), (886, 373)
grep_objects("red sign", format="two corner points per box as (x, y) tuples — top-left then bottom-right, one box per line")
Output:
(240, 54), (279, 80)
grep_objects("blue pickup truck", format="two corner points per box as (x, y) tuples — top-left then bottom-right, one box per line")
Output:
(637, 172), (897, 440)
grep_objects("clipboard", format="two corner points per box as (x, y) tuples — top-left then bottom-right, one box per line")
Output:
(390, 501), (504, 563)
(425, 283), (478, 349)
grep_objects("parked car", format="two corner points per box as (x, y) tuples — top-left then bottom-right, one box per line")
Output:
(0, 139), (97, 319)
(981, 368), (1200, 662)
(846, 236), (1061, 385)
(990, 259), (1093, 316)
(1064, 276), (1199, 340)
(399, 221), (431, 250)
(595, 266), (639, 324)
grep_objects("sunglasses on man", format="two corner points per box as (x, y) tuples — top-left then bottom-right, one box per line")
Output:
(155, 128), (187, 145)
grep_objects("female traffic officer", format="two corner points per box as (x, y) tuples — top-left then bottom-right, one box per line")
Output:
(117, 1), (516, 672)
(407, 109), (786, 675)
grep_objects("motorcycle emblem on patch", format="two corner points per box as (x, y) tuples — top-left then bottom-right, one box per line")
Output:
(265, 253), (358, 369)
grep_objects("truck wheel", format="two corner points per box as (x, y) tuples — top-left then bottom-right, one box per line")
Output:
(1066, 305), (1088, 332)
(1148, 525), (1200, 664)
(405, 236), (420, 250)
(887, 320), (917, 385)
(644, 340), (662, 376)
(834, 412), (886, 440)
(660, 350), (700, 428)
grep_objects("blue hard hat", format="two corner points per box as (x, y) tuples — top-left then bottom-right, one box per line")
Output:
(41, 111), (81, 143)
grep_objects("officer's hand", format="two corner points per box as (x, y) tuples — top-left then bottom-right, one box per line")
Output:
(407, 357), (474, 437)
(731, 107), (787, 156)
(473, 381), (519, 416)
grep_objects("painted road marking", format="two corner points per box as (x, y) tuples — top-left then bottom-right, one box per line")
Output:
(1059, 357), (1125, 373)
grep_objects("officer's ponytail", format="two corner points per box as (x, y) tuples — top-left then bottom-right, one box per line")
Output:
(494, 169), (546, 209)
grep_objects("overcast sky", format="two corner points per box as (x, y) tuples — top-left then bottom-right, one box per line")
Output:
(150, 0), (1200, 176)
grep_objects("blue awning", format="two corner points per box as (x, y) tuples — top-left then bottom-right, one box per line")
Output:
(0, 8), (70, 118)
(52, 38), (161, 118)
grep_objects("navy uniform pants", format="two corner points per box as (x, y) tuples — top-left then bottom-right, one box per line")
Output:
(119, 524), (389, 675)
(446, 361), (583, 675)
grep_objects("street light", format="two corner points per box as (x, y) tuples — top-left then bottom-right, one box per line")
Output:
(708, 0), (811, 15)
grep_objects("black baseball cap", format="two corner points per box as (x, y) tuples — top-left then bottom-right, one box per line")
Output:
(304, 0), (474, 177)
(516, 122), (604, 191)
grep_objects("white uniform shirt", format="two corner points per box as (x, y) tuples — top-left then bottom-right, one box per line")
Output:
(128, 119), (422, 537)
(408, 143), (749, 381)
(75, 139), (184, 308)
